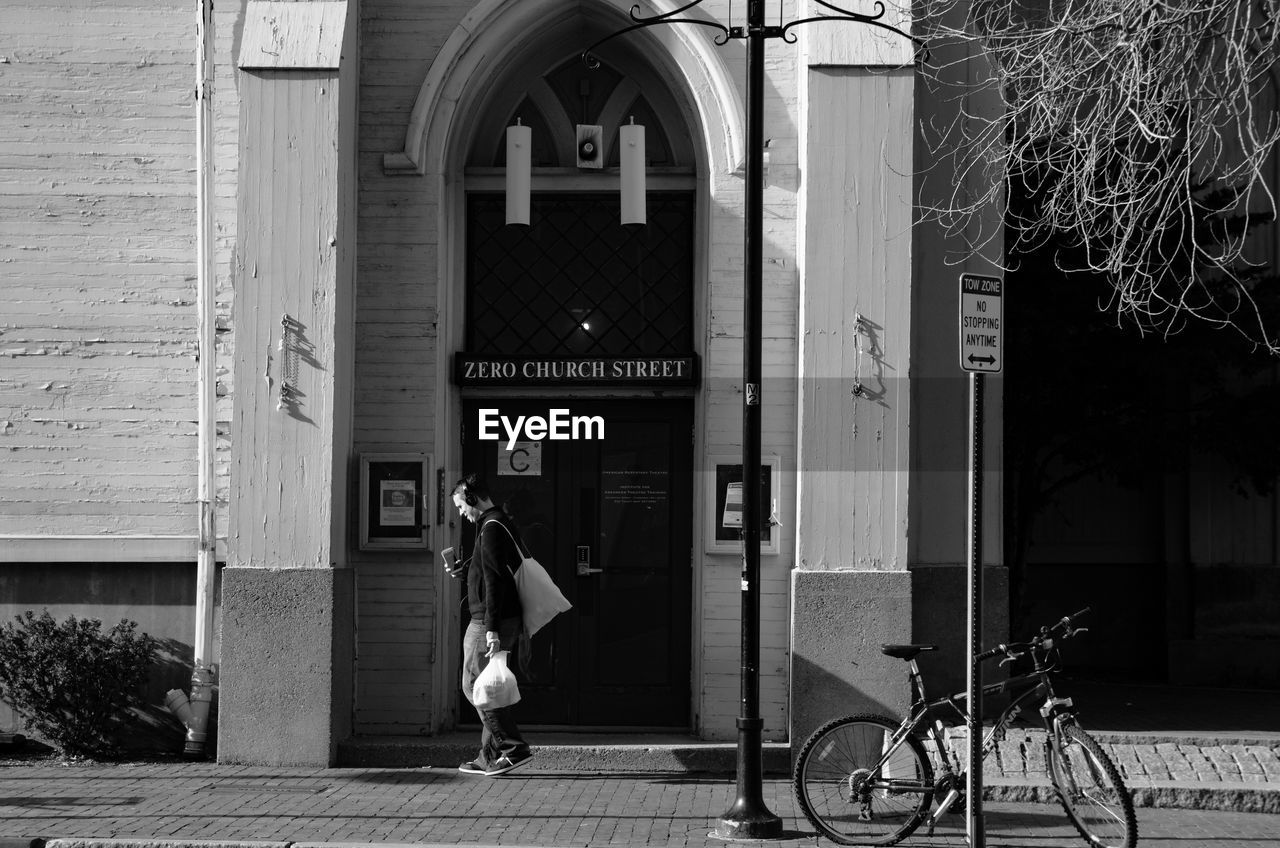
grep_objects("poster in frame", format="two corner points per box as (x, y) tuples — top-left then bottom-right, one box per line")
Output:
(359, 453), (431, 550)
(706, 454), (780, 555)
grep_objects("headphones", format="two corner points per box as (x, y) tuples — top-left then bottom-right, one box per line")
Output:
(456, 474), (482, 507)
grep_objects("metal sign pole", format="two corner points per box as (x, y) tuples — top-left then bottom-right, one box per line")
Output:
(966, 369), (985, 848)
(958, 272), (1001, 847)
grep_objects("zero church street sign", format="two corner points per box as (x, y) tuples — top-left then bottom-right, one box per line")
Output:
(959, 274), (1003, 373)
(455, 354), (700, 387)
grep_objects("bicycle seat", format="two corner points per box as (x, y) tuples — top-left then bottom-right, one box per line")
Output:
(881, 644), (938, 660)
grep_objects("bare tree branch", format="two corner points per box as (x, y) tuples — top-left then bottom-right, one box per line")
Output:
(918, 0), (1280, 351)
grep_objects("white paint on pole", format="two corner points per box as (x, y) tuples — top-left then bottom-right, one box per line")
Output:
(959, 274), (1003, 373)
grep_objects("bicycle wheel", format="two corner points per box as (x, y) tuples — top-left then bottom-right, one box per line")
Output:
(1047, 722), (1138, 848)
(794, 714), (934, 846)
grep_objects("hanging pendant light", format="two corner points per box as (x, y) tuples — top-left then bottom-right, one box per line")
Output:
(506, 119), (531, 226)
(620, 117), (645, 226)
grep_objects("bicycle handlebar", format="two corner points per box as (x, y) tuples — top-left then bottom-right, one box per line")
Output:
(979, 608), (1093, 664)
(1056, 607), (1091, 631)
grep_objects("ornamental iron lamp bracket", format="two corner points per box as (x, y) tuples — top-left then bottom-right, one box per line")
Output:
(583, 0), (927, 69)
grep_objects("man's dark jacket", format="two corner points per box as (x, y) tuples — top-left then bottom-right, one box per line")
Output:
(466, 507), (523, 631)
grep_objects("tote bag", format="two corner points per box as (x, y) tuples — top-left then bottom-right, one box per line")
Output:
(484, 520), (572, 638)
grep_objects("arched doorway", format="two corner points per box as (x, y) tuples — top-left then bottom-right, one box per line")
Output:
(452, 50), (702, 728)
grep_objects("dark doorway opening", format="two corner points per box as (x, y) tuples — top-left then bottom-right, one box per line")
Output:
(458, 399), (694, 727)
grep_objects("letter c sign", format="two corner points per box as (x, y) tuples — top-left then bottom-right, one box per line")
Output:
(497, 440), (543, 476)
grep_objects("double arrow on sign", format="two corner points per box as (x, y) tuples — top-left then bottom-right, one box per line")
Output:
(966, 354), (995, 366)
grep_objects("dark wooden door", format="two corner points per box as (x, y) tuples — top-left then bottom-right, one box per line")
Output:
(460, 399), (692, 727)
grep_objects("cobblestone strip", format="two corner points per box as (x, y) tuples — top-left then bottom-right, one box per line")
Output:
(1158, 743), (1199, 781)
(1225, 744), (1268, 784)
(980, 734), (1280, 786)
(1252, 745), (1280, 779)
(1181, 745), (1220, 781)
(1108, 743), (1145, 781)
(1205, 745), (1243, 781)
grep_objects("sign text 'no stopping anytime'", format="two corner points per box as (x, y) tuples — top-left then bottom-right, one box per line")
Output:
(959, 274), (1003, 373)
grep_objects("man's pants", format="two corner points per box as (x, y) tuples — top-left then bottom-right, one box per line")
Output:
(462, 617), (530, 767)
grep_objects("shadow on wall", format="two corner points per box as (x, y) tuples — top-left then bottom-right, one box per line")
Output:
(790, 652), (901, 748)
(1194, 565), (1280, 640)
(1019, 563), (1163, 682)
(911, 565), (1010, 699)
(114, 637), (216, 756)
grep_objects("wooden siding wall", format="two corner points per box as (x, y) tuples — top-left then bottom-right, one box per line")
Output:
(350, 0), (464, 735)
(229, 69), (345, 569)
(0, 0), (202, 538)
(796, 69), (914, 572)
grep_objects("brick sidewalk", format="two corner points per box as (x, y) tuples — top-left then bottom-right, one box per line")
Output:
(1, 763), (1279, 848)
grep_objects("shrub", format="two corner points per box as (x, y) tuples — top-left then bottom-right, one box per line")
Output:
(0, 611), (156, 758)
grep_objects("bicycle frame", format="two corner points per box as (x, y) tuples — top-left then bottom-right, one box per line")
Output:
(861, 651), (1078, 826)
(933, 672), (1073, 756)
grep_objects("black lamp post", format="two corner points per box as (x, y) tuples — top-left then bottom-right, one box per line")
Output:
(585, 1), (921, 839)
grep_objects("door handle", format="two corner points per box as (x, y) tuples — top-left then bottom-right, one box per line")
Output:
(576, 545), (602, 577)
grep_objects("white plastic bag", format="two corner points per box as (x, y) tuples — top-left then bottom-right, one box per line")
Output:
(472, 650), (521, 710)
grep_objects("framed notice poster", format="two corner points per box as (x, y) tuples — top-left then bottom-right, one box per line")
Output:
(706, 454), (780, 555)
(359, 453), (431, 550)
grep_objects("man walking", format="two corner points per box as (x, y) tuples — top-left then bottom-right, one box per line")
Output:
(448, 473), (533, 776)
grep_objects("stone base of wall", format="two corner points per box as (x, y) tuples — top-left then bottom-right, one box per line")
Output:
(219, 567), (354, 766)
(789, 569), (912, 755)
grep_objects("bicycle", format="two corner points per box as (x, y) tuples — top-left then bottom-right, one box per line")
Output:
(793, 608), (1138, 847)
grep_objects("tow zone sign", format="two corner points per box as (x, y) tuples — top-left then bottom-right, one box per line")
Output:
(959, 274), (1003, 373)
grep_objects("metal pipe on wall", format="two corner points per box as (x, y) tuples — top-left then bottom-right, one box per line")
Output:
(181, 0), (219, 759)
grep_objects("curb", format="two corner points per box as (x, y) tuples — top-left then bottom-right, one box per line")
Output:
(336, 739), (794, 774)
(1128, 782), (1280, 815)
(44, 843), (289, 848)
(25, 843), (821, 848)
(984, 778), (1280, 814)
(26, 844), (612, 848)
(1089, 731), (1280, 747)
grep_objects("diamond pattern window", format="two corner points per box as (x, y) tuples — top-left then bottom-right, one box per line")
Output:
(467, 193), (694, 357)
